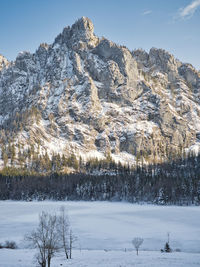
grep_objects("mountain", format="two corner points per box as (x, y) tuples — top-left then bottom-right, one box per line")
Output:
(0, 17), (200, 170)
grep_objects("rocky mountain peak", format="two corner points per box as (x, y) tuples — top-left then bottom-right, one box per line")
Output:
(70, 16), (98, 47)
(72, 16), (94, 35)
(149, 47), (178, 71)
(55, 16), (98, 49)
(0, 17), (200, 169)
(133, 47), (179, 73)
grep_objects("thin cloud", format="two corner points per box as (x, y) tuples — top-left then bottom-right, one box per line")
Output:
(178, 0), (200, 19)
(142, 10), (152, 16)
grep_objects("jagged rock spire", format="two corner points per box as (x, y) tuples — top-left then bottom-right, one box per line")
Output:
(55, 17), (98, 48)
(72, 17), (94, 35)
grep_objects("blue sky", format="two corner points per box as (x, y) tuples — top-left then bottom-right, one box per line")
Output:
(0, 0), (199, 69)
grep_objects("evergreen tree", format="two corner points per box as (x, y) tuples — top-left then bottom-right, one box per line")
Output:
(164, 242), (171, 253)
(10, 144), (16, 165)
(2, 146), (8, 167)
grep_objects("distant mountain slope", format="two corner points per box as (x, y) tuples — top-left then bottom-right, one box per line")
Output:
(0, 17), (200, 169)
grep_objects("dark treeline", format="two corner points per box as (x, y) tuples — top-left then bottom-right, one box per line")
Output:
(0, 153), (200, 205)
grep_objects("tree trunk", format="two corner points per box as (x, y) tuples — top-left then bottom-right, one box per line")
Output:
(69, 230), (72, 259)
(70, 245), (72, 259)
(65, 250), (69, 259)
(48, 256), (51, 267)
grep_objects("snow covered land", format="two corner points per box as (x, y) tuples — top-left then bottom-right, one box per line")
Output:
(1, 249), (200, 267)
(0, 201), (200, 266)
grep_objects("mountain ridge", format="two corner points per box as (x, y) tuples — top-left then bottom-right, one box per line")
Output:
(0, 17), (200, 170)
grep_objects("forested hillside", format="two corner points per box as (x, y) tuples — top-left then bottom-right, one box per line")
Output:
(1, 153), (200, 205)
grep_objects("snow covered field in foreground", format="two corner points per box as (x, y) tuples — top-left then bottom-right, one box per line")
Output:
(0, 201), (200, 266)
(1, 249), (200, 267)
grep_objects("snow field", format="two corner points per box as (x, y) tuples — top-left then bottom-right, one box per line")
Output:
(0, 201), (200, 266)
(0, 249), (200, 267)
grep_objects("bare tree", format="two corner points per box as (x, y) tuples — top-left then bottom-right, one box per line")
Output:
(69, 229), (77, 259)
(25, 212), (59, 267)
(132, 237), (144, 255)
(57, 206), (76, 260)
(57, 206), (70, 259)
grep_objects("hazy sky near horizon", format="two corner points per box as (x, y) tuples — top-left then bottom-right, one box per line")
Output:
(0, 0), (199, 69)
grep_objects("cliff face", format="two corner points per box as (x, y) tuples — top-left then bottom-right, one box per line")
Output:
(0, 17), (200, 167)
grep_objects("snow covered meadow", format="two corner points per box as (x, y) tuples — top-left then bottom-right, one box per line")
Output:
(0, 201), (200, 266)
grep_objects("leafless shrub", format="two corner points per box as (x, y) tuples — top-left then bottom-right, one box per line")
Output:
(132, 237), (144, 255)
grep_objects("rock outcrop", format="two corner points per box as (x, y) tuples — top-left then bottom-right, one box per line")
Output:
(0, 54), (9, 71)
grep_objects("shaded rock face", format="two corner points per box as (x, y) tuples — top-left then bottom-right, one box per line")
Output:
(0, 17), (200, 165)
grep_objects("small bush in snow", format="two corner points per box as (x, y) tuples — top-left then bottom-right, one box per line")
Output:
(4, 241), (17, 249)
